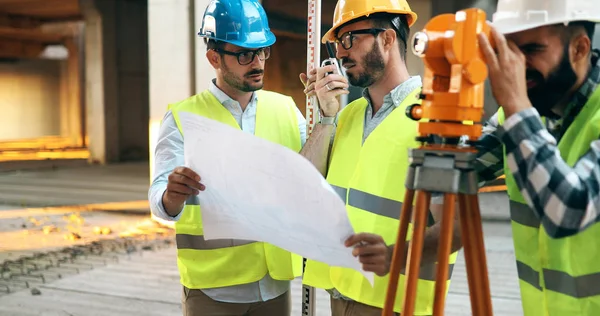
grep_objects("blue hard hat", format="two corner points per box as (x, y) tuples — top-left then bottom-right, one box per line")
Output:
(198, 0), (276, 49)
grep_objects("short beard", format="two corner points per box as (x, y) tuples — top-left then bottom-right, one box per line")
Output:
(345, 41), (385, 88)
(222, 60), (264, 92)
(526, 44), (577, 118)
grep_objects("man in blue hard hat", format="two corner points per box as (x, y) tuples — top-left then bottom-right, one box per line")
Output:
(148, 0), (306, 315)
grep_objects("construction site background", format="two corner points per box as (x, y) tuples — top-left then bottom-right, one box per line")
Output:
(1, 0), (598, 315)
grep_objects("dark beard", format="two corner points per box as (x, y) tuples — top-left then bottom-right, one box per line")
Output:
(526, 45), (577, 118)
(344, 42), (385, 88)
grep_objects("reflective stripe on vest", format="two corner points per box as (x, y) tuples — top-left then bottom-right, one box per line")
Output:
(516, 260), (600, 298)
(330, 184), (450, 281)
(169, 89), (303, 289)
(511, 199), (600, 298)
(510, 200), (541, 228)
(175, 196), (256, 249)
(499, 85), (600, 314)
(308, 88), (457, 315)
(331, 185), (436, 229)
(176, 234), (256, 249)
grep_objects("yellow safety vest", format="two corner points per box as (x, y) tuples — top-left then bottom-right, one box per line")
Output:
(303, 87), (457, 314)
(169, 89), (303, 289)
(497, 86), (600, 315)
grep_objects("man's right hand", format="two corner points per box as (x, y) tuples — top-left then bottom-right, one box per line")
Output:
(162, 166), (205, 216)
(299, 65), (348, 117)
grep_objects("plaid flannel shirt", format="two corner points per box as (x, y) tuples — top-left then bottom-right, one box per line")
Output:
(474, 50), (600, 238)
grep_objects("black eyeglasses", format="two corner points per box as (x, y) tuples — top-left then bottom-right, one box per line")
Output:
(213, 47), (271, 65)
(334, 28), (387, 50)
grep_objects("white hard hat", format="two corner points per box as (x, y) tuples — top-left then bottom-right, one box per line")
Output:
(492, 0), (600, 35)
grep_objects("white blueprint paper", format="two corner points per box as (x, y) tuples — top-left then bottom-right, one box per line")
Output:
(179, 111), (374, 285)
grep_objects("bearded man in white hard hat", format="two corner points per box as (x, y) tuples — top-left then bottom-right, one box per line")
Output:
(475, 0), (600, 315)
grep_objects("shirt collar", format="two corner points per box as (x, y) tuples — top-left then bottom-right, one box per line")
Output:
(361, 76), (422, 108)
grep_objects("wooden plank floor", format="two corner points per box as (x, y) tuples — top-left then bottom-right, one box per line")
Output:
(0, 222), (524, 316)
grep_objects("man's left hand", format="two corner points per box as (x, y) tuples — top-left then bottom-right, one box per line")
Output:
(345, 233), (391, 276)
(478, 24), (533, 118)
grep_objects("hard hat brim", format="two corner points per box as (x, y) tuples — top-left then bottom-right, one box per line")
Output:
(493, 18), (600, 35)
(321, 10), (418, 44)
(198, 31), (276, 49)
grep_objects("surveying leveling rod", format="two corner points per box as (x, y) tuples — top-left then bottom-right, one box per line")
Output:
(302, 0), (321, 315)
(382, 8), (496, 316)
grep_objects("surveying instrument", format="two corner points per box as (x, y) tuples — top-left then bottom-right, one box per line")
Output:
(382, 8), (495, 316)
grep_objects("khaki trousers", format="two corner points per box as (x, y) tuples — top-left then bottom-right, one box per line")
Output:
(182, 287), (290, 316)
(330, 297), (401, 316)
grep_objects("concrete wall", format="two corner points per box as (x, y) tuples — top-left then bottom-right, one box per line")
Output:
(148, 0), (215, 179)
(84, 0), (149, 164)
(0, 59), (62, 140)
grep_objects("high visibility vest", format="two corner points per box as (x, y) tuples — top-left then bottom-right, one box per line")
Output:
(303, 87), (457, 314)
(497, 86), (600, 315)
(169, 89), (303, 289)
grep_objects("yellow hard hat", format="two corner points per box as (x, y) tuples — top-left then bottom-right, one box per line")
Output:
(322, 0), (418, 43)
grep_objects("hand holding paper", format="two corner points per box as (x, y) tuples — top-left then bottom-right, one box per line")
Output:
(178, 111), (374, 285)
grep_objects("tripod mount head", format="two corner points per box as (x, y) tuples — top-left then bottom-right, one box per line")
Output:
(406, 8), (494, 145)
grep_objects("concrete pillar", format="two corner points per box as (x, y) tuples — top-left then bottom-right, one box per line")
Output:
(82, 0), (107, 164)
(62, 37), (84, 146)
(148, 0), (214, 180)
(82, 0), (119, 164)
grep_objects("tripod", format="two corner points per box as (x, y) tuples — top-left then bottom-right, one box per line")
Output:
(380, 7), (496, 315)
(382, 143), (493, 316)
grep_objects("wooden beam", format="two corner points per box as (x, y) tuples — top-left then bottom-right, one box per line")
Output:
(0, 0), (81, 21)
(0, 26), (64, 43)
(0, 38), (44, 58)
(0, 14), (43, 28)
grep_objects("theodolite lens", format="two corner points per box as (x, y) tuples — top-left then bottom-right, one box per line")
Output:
(411, 31), (428, 57)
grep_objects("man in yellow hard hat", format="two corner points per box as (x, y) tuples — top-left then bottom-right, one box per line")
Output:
(299, 0), (462, 314)
(474, 0), (600, 315)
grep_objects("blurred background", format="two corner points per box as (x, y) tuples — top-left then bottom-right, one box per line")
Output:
(0, 0), (597, 173)
(2, 1), (597, 314)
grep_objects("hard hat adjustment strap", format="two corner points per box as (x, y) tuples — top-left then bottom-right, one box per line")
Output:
(390, 16), (402, 33)
(592, 49), (599, 67)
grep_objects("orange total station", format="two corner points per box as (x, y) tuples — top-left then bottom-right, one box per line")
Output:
(381, 8), (495, 316)
(407, 8), (493, 142)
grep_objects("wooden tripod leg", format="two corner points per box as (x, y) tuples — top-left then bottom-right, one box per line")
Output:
(401, 190), (431, 316)
(457, 194), (481, 315)
(458, 194), (493, 316)
(383, 189), (415, 316)
(467, 194), (493, 315)
(432, 193), (457, 315)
